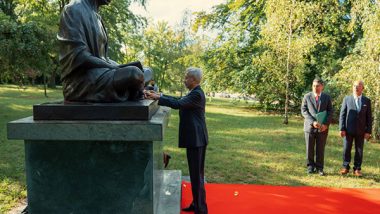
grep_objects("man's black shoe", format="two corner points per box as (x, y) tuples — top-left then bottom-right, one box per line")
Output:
(182, 203), (195, 212)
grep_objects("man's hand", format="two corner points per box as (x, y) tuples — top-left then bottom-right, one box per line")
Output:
(143, 90), (153, 99)
(144, 90), (160, 100)
(320, 124), (328, 132)
(340, 131), (346, 138)
(364, 133), (371, 141)
(312, 121), (320, 129)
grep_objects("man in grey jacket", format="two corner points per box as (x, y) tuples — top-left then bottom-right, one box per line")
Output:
(301, 78), (333, 176)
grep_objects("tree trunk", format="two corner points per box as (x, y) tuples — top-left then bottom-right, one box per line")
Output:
(48, 70), (56, 88)
(180, 72), (184, 97)
(283, 1), (294, 125)
(44, 73), (48, 98)
(373, 57), (380, 141)
(48, 61), (60, 88)
(373, 83), (379, 141)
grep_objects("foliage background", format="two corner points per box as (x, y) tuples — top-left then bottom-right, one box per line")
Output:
(2, 0), (378, 138)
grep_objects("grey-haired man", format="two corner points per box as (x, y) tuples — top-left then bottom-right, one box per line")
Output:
(145, 67), (208, 214)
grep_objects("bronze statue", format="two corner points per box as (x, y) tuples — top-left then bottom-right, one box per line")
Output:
(58, 0), (151, 102)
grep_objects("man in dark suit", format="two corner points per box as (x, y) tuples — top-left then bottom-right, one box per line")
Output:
(145, 67), (208, 214)
(339, 80), (372, 177)
(301, 78), (333, 176)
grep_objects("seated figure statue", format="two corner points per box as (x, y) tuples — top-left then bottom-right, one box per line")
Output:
(58, 0), (151, 102)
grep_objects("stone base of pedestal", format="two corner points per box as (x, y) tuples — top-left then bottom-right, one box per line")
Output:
(7, 107), (172, 214)
(23, 140), (162, 214)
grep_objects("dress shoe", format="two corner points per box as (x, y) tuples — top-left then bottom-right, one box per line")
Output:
(182, 203), (195, 212)
(163, 153), (171, 168)
(340, 168), (349, 175)
(353, 170), (362, 177)
(307, 167), (316, 174)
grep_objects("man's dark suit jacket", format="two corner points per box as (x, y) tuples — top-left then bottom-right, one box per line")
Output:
(339, 95), (372, 136)
(301, 92), (333, 133)
(158, 85), (208, 148)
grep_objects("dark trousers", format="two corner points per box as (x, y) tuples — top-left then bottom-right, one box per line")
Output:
(304, 131), (328, 170)
(343, 134), (364, 170)
(186, 146), (208, 214)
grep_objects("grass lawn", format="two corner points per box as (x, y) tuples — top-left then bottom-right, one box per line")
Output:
(1, 85), (380, 212)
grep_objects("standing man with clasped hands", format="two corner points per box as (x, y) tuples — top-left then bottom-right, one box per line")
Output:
(145, 67), (208, 214)
(339, 80), (372, 177)
(301, 78), (333, 176)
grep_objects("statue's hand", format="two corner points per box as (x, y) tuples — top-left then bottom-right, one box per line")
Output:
(108, 59), (119, 67)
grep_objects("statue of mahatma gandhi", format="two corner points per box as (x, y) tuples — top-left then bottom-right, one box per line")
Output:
(58, 0), (151, 102)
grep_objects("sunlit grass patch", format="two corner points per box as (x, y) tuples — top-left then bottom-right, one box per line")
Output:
(7, 104), (32, 111)
(0, 178), (27, 212)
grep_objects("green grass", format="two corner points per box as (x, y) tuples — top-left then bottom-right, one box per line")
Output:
(165, 98), (380, 187)
(1, 85), (380, 212)
(0, 85), (63, 212)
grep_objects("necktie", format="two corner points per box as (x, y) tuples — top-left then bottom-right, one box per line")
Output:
(356, 98), (361, 112)
(315, 95), (319, 105)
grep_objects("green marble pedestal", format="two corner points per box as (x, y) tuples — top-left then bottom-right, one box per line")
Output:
(7, 107), (172, 214)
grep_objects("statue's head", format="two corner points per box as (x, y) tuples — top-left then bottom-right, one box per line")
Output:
(97, 0), (112, 6)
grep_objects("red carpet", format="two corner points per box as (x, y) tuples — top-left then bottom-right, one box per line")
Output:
(181, 182), (380, 214)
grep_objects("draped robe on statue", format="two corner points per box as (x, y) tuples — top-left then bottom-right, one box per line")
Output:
(58, 0), (143, 102)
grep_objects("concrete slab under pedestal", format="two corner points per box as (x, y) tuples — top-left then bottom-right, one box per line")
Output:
(157, 170), (182, 214)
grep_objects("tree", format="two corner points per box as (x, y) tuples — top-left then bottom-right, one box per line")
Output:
(0, 0), (147, 92)
(141, 22), (185, 91)
(334, 0), (380, 141)
(193, 0), (266, 99)
(0, 0), (18, 19)
(194, 0), (353, 114)
(0, 16), (51, 92)
(100, 0), (147, 63)
(132, 11), (202, 93)
(194, 0), (265, 92)
(259, 0), (319, 123)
